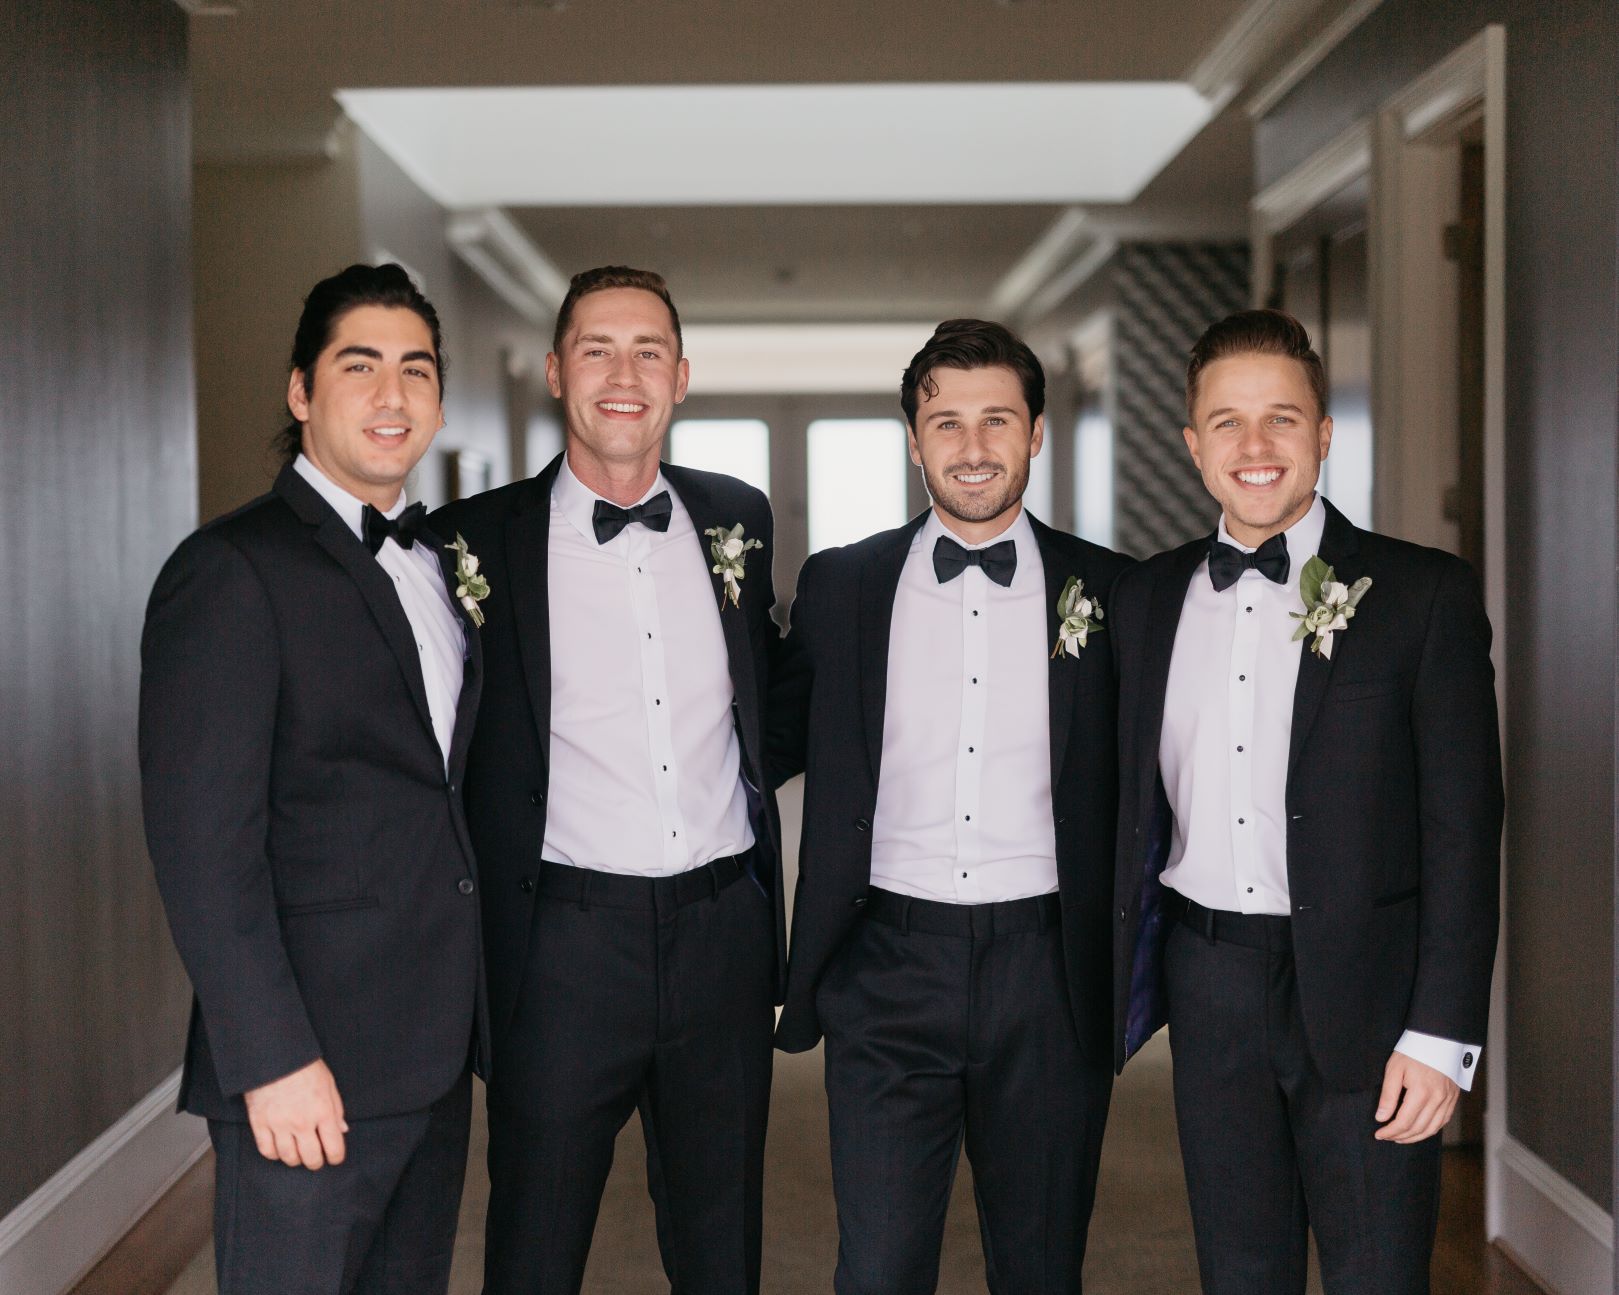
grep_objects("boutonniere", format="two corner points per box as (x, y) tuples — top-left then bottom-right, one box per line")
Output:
(445, 533), (490, 628)
(1290, 554), (1370, 659)
(704, 523), (764, 609)
(1051, 575), (1104, 659)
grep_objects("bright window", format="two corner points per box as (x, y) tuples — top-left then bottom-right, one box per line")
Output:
(667, 419), (771, 496)
(807, 418), (909, 552)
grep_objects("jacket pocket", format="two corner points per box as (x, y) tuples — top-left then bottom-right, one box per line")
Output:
(1372, 885), (1420, 909)
(277, 895), (381, 917)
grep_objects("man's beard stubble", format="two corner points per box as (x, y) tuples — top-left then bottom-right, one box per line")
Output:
(923, 458), (1031, 526)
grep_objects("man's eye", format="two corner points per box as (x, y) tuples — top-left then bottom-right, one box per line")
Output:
(347, 363), (371, 373)
(638, 350), (660, 360)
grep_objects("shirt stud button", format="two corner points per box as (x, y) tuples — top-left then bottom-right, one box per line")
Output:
(458, 878), (474, 895)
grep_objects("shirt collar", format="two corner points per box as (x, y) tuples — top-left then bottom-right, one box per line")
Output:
(293, 453), (406, 543)
(1216, 492), (1327, 585)
(553, 452), (669, 545)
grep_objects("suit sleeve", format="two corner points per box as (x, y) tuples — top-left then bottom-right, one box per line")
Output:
(139, 532), (322, 1098)
(764, 551), (820, 789)
(1404, 558), (1503, 1043)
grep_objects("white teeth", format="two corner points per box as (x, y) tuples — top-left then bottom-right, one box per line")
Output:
(956, 473), (994, 484)
(371, 427), (406, 438)
(1237, 469), (1281, 485)
(600, 402), (645, 413)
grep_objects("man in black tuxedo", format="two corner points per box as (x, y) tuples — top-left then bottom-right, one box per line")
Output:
(770, 320), (1130, 1293)
(431, 266), (783, 1295)
(140, 263), (486, 1294)
(1112, 309), (1503, 1293)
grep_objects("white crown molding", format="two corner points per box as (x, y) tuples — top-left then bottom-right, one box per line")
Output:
(1021, 237), (1120, 324)
(987, 208), (1091, 319)
(1183, 0), (1326, 103)
(0, 1069), (208, 1295)
(171, 0), (247, 14)
(445, 207), (569, 328)
(1246, 0), (1387, 119)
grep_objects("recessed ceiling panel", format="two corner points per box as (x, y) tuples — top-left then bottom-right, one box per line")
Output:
(337, 83), (1214, 207)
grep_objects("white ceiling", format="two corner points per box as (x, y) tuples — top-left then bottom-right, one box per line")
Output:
(337, 82), (1216, 207)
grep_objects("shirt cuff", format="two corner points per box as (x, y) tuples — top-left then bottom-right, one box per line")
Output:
(1395, 1030), (1482, 1091)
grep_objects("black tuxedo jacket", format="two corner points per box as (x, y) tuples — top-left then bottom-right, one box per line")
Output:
(1112, 500), (1503, 1090)
(140, 465), (487, 1123)
(769, 512), (1133, 1058)
(430, 454), (786, 1055)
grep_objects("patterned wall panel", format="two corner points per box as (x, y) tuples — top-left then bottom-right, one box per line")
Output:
(1111, 243), (1250, 557)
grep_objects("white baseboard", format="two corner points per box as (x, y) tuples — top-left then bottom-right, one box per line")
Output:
(0, 1068), (209, 1295)
(1492, 1133), (1613, 1295)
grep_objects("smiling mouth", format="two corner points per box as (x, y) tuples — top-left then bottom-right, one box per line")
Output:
(1234, 467), (1283, 486)
(598, 401), (648, 415)
(951, 468), (1001, 486)
(367, 425), (409, 440)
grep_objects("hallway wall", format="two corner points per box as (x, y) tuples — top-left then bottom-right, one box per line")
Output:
(0, 0), (196, 1219)
(1256, 0), (1617, 1219)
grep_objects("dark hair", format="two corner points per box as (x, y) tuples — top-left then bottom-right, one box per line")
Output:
(899, 318), (1046, 429)
(274, 262), (447, 464)
(1185, 308), (1327, 424)
(551, 265), (682, 357)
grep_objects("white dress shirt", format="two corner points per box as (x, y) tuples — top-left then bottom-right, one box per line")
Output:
(293, 455), (464, 771)
(870, 509), (1058, 904)
(540, 455), (753, 875)
(1158, 493), (1479, 1088)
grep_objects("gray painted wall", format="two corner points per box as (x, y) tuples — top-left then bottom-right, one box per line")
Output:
(0, 0), (196, 1217)
(1257, 0), (1617, 1209)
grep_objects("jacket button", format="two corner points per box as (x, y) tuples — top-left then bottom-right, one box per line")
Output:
(530, 789), (545, 807)
(852, 896), (867, 908)
(1117, 906), (1126, 922)
(854, 817), (870, 832)
(447, 781), (458, 795)
(1055, 815), (1067, 826)
(519, 876), (535, 894)
(458, 878), (475, 895)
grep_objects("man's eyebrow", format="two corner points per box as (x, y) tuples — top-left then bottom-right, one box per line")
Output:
(924, 408), (962, 422)
(333, 345), (383, 361)
(1205, 402), (1308, 420)
(401, 350), (438, 368)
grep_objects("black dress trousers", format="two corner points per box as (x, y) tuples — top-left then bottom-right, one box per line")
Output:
(818, 889), (1114, 1295)
(208, 1066), (472, 1295)
(1163, 906), (1443, 1295)
(484, 851), (776, 1295)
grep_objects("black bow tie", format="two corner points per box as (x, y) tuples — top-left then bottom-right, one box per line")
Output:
(361, 501), (427, 556)
(1207, 532), (1289, 592)
(933, 535), (1017, 587)
(592, 490), (673, 545)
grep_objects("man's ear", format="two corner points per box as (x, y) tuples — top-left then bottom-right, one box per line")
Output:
(907, 423), (923, 468)
(1317, 413), (1334, 462)
(1029, 414), (1046, 459)
(1181, 424), (1202, 471)
(544, 352), (562, 400)
(287, 369), (311, 422)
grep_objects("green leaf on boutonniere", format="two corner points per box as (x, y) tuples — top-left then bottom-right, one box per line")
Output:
(1051, 574), (1104, 659)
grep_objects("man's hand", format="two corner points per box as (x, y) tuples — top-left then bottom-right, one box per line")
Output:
(242, 1058), (348, 1169)
(1374, 1051), (1459, 1144)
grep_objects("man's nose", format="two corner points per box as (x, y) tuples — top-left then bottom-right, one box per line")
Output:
(374, 366), (406, 406)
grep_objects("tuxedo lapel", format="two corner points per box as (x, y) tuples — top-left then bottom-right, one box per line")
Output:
(1032, 520), (1077, 788)
(1287, 501), (1362, 779)
(663, 465), (761, 774)
(505, 458), (563, 780)
(276, 467), (438, 750)
(1134, 540), (1208, 815)
(858, 516), (927, 787)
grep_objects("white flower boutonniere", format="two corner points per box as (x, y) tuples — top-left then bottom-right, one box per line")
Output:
(445, 533), (490, 628)
(1290, 554), (1370, 659)
(704, 523), (764, 609)
(1051, 575), (1104, 659)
